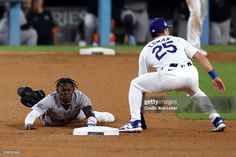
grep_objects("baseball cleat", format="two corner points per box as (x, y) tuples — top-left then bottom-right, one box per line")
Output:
(94, 111), (115, 123)
(119, 120), (142, 132)
(212, 117), (226, 132)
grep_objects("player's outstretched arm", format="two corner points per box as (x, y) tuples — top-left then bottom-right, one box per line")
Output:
(22, 109), (41, 130)
(193, 51), (225, 93)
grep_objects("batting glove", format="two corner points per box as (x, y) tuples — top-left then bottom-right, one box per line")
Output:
(87, 116), (97, 127)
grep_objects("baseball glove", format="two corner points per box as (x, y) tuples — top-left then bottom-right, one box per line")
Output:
(17, 87), (45, 108)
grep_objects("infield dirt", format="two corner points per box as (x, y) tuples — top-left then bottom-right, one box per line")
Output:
(0, 52), (236, 157)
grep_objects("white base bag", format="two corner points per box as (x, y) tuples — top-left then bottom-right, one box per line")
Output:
(73, 126), (119, 136)
(79, 47), (115, 55)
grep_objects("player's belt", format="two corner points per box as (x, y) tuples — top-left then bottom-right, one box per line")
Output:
(169, 62), (192, 68)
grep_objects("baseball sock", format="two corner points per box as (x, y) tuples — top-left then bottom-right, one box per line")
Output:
(191, 90), (219, 119)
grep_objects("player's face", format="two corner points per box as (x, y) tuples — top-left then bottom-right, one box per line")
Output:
(57, 83), (74, 104)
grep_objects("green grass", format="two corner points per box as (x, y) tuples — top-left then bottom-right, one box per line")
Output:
(0, 45), (79, 52)
(0, 45), (235, 53)
(168, 62), (236, 96)
(176, 113), (236, 120)
(171, 61), (236, 120)
(196, 62), (236, 96)
(203, 45), (236, 52)
(169, 62), (236, 120)
(197, 62), (236, 96)
(0, 45), (144, 53)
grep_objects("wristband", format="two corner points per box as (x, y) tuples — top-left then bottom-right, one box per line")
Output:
(87, 116), (97, 126)
(208, 69), (218, 79)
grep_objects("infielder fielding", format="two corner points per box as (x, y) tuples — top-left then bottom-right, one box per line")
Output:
(19, 78), (115, 130)
(119, 17), (226, 132)
(185, 0), (208, 55)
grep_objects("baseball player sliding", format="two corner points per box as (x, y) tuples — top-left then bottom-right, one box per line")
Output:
(19, 78), (115, 130)
(119, 17), (226, 132)
(186, 0), (208, 56)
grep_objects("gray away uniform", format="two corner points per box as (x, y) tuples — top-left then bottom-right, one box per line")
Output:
(30, 90), (91, 126)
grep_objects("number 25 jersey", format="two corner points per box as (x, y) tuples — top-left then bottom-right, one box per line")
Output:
(138, 35), (199, 75)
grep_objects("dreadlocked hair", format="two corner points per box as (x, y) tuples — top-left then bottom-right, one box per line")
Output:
(55, 78), (78, 90)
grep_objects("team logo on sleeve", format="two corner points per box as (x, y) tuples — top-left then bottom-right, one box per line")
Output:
(37, 103), (46, 111)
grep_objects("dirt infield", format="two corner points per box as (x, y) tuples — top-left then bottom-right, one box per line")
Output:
(0, 52), (236, 157)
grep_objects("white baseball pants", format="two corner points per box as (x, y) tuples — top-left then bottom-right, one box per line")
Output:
(129, 64), (219, 121)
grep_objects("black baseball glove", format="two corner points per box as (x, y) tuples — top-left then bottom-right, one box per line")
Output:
(17, 87), (46, 108)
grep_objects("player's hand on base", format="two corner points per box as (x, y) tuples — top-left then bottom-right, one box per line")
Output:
(22, 123), (36, 130)
(212, 77), (225, 93)
(87, 116), (97, 127)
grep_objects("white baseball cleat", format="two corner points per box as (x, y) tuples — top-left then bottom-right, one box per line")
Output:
(119, 120), (142, 132)
(212, 117), (226, 132)
(94, 111), (115, 123)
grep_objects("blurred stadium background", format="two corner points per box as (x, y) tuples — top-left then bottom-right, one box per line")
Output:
(1, 0), (236, 46)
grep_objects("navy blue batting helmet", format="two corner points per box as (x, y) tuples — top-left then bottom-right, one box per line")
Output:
(149, 17), (172, 34)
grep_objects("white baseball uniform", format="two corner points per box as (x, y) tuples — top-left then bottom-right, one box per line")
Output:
(186, 0), (207, 49)
(24, 89), (115, 126)
(129, 35), (220, 121)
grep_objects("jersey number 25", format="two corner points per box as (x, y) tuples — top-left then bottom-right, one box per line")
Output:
(152, 41), (177, 61)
